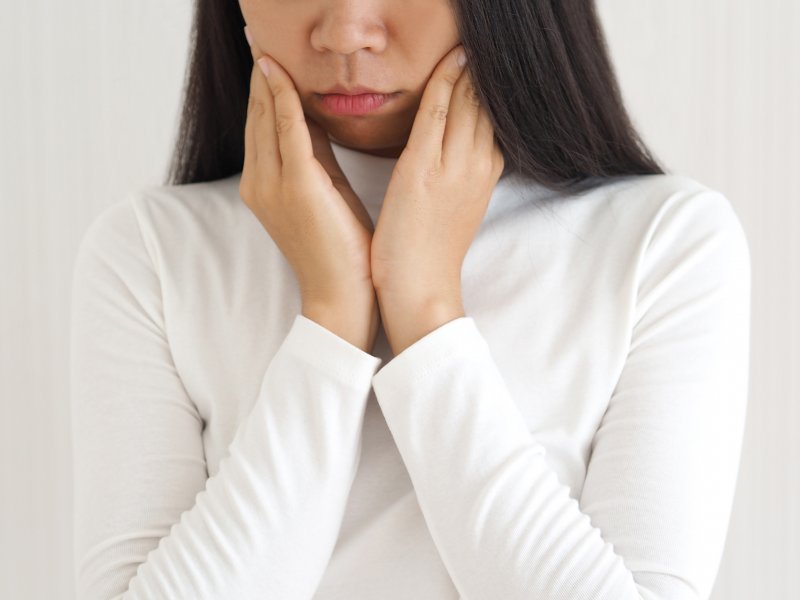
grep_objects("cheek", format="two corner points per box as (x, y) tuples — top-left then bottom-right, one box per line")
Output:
(238, 0), (256, 22)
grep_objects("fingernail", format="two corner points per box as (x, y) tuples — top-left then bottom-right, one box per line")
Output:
(456, 47), (467, 67)
(257, 56), (270, 78)
(244, 25), (253, 46)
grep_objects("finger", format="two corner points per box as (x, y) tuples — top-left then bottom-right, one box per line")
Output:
(243, 39), (260, 178)
(244, 25), (281, 173)
(243, 75), (258, 188)
(442, 61), (482, 166)
(306, 116), (341, 176)
(475, 105), (505, 179)
(473, 104), (495, 154)
(255, 53), (315, 173)
(404, 44), (467, 169)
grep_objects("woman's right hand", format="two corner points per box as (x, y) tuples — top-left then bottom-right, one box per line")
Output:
(240, 26), (379, 352)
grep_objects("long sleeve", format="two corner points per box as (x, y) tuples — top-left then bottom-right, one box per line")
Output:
(370, 191), (751, 600)
(70, 197), (382, 599)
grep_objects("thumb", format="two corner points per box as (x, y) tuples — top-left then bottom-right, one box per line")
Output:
(306, 117), (356, 194)
(306, 117), (375, 234)
(306, 117), (343, 176)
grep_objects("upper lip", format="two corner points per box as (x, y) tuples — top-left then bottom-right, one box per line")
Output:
(319, 84), (394, 95)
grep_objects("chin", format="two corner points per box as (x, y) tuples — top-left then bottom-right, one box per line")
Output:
(324, 123), (406, 155)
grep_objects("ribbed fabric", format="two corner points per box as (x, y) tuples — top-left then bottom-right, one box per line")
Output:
(70, 141), (750, 599)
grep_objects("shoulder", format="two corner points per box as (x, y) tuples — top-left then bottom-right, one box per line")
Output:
(128, 173), (248, 256)
(603, 174), (751, 318)
(505, 172), (749, 262)
(595, 173), (746, 237)
(607, 173), (750, 268)
(79, 172), (240, 240)
(504, 171), (744, 229)
(75, 173), (258, 272)
(554, 173), (750, 264)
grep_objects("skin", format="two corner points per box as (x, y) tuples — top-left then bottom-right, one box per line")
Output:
(238, 0), (460, 158)
(239, 1), (505, 355)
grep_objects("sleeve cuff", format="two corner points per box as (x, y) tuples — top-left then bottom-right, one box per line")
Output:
(282, 313), (383, 387)
(372, 316), (484, 389)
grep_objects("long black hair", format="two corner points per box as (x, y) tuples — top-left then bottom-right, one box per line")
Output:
(166, 0), (667, 194)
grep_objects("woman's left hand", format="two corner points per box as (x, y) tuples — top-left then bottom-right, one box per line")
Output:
(371, 44), (505, 355)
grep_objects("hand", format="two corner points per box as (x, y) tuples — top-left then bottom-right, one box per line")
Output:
(370, 44), (505, 354)
(240, 26), (379, 352)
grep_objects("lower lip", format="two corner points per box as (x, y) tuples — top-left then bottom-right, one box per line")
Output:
(319, 92), (397, 115)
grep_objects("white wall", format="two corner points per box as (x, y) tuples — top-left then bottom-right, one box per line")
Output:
(1, 1), (797, 597)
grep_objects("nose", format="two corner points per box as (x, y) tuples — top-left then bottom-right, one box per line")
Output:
(310, 2), (388, 55)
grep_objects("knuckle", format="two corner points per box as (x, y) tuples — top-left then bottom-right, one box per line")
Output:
(428, 103), (449, 122)
(274, 114), (298, 136)
(442, 70), (461, 87)
(423, 162), (443, 180)
(250, 96), (267, 118)
(465, 83), (481, 108)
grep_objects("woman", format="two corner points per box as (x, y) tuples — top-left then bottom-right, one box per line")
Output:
(70, 1), (751, 598)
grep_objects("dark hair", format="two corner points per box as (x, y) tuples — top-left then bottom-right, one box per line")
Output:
(166, 0), (667, 195)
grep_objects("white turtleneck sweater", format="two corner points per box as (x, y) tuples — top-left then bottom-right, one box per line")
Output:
(70, 140), (751, 600)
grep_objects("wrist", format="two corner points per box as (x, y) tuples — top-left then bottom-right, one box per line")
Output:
(377, 292), (465, 356)
(302, 291), (379, 354)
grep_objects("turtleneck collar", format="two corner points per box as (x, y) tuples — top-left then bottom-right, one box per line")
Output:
(327, 138), (544, 224)
(329, 139), (399, 220)
(228, 137), (552, 229)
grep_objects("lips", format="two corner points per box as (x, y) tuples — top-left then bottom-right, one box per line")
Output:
(318, 92), (398, 116)
(319, 84), (393, 95)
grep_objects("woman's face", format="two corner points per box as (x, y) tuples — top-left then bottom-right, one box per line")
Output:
(238, 0), (461, 158)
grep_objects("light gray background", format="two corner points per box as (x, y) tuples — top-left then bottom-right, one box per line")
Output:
(1, 1), (797, 597)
